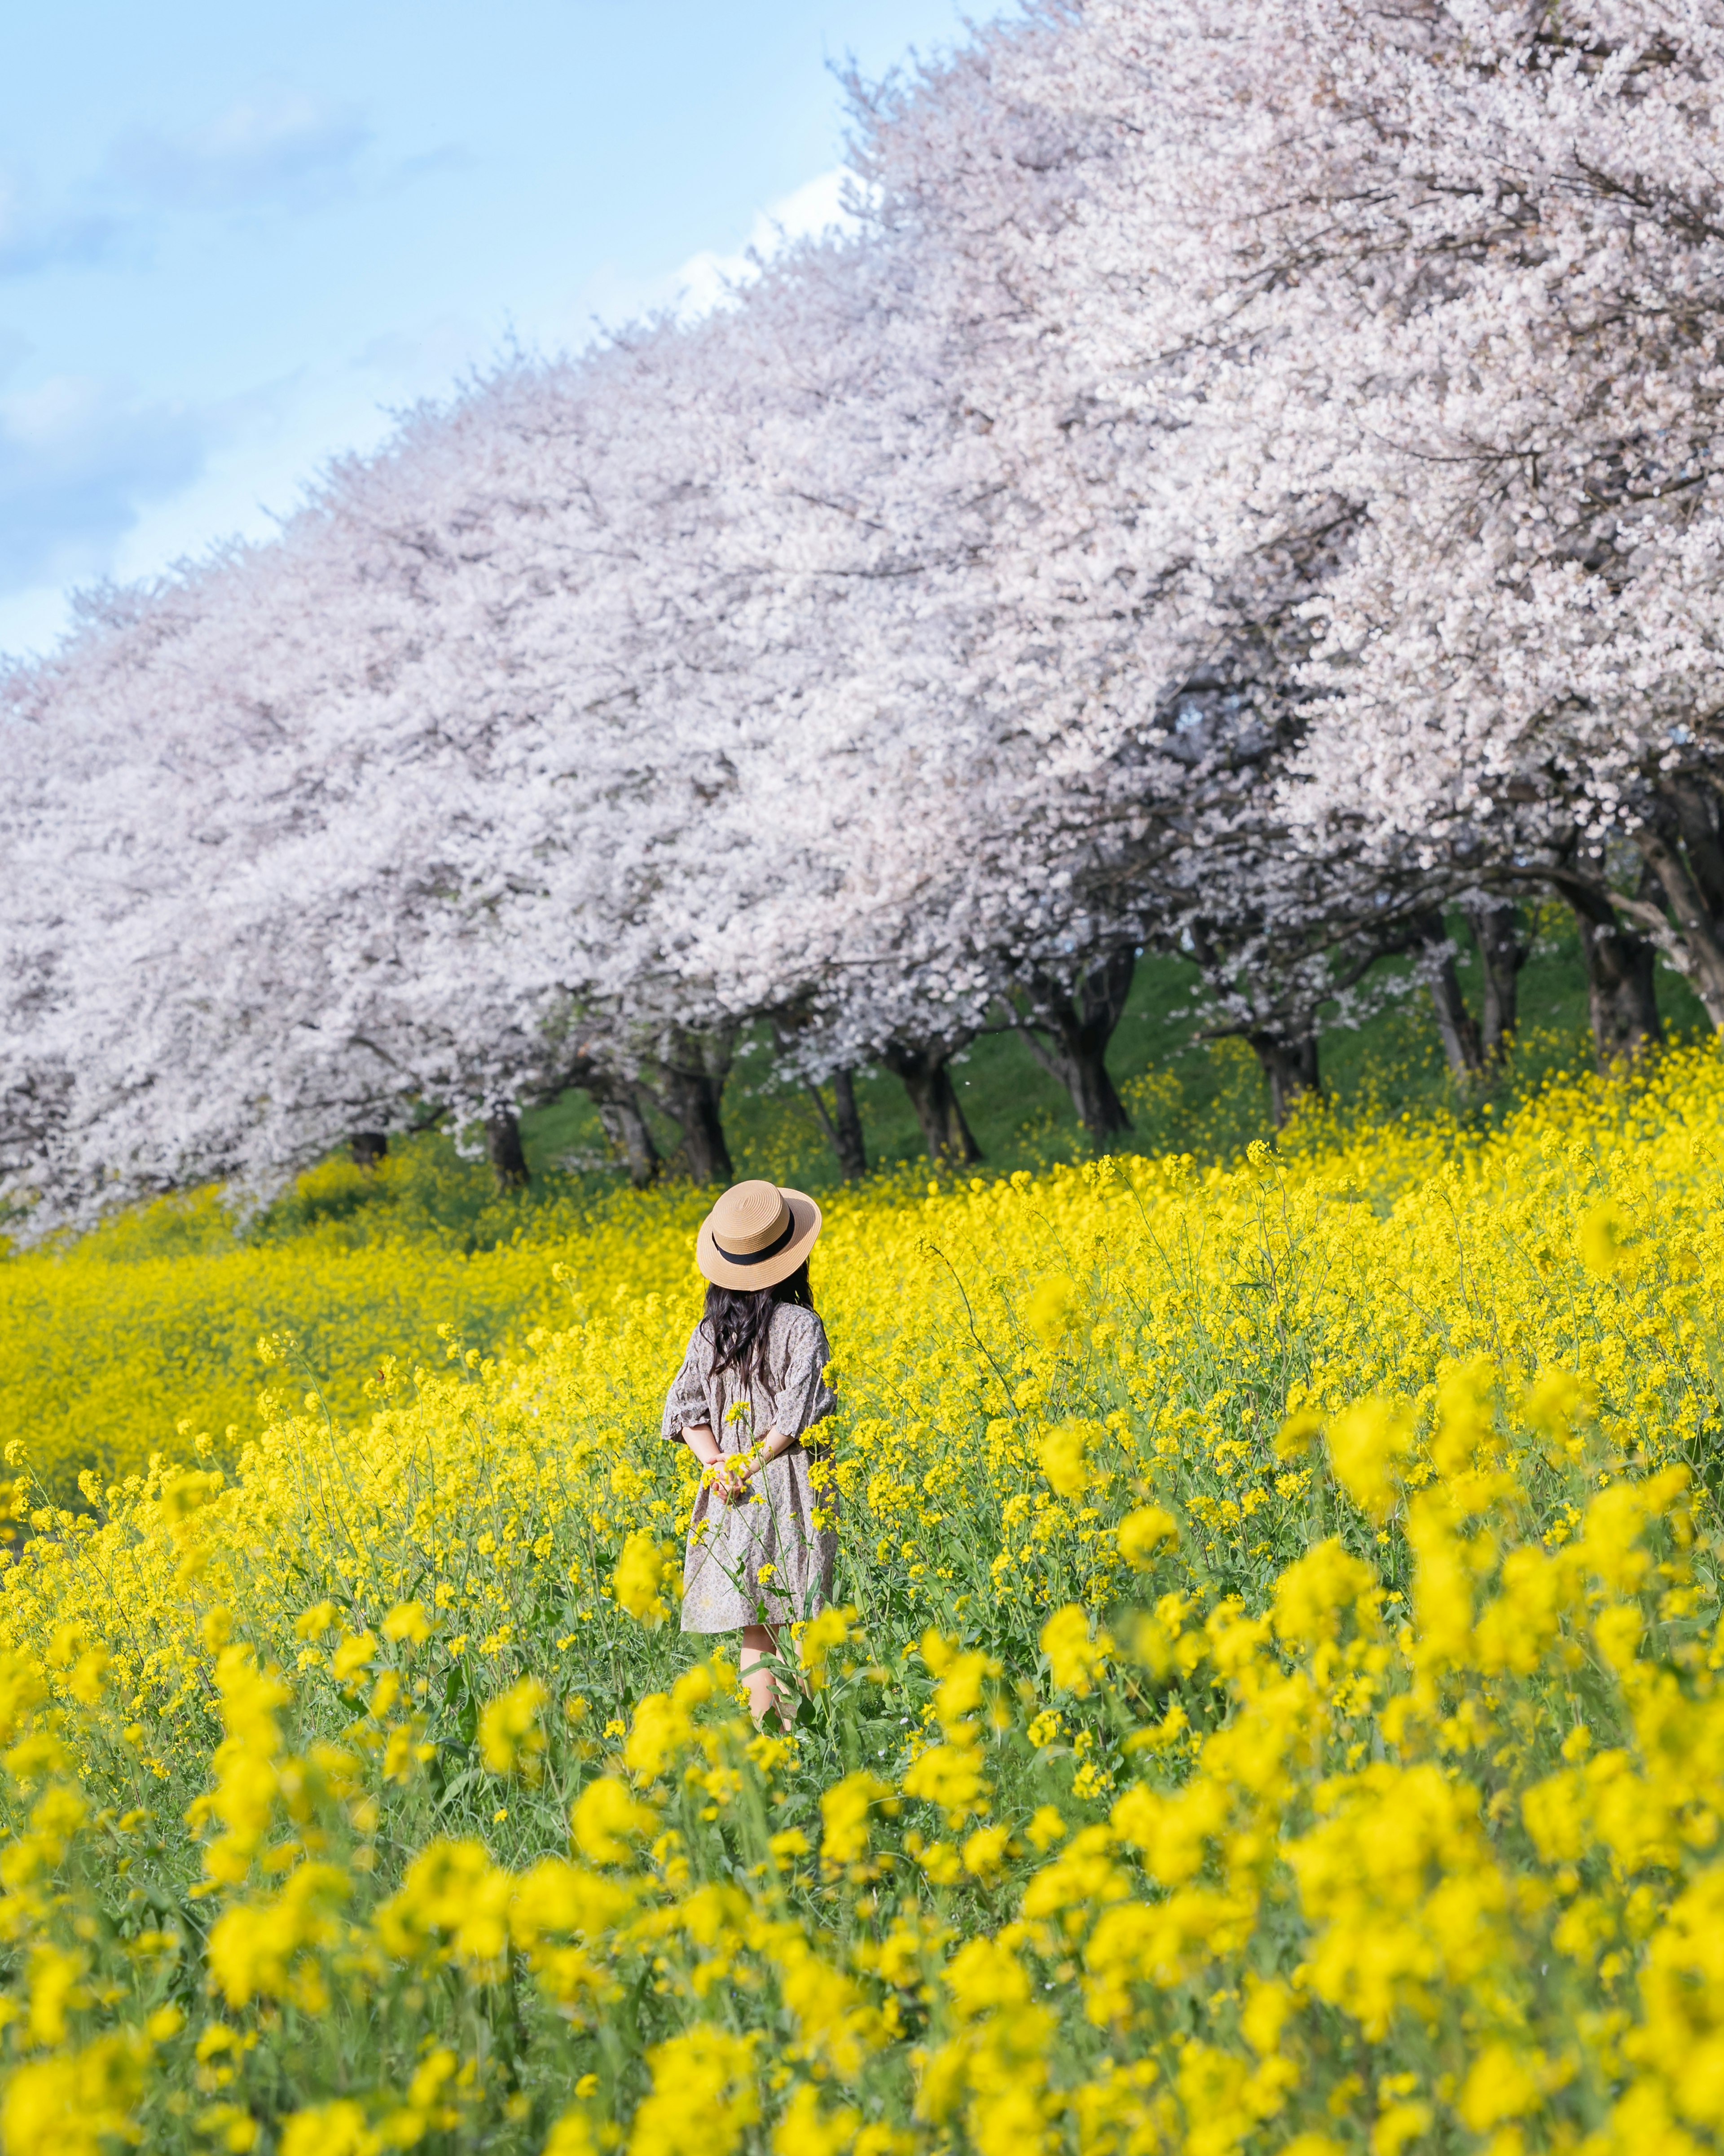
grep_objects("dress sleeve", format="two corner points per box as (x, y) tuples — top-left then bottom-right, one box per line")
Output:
(773, 1314), (838, 1445)
(660, 1329), (710, 1443)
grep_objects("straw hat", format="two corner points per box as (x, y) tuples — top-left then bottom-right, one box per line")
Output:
(695, 1179), (822, 1290)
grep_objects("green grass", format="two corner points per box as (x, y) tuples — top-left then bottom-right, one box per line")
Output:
(518, 912), (1712, 1201)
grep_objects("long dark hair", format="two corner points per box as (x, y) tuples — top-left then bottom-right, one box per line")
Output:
(703, 1261), (814, 1389)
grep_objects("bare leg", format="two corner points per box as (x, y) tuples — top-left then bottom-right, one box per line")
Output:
(739, 1623), (789, 1727)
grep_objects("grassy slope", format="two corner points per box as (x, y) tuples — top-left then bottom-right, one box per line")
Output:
(524, 912), (1710, 1190)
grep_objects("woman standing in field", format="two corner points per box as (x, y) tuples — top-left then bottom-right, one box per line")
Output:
(661, 1179), (838, 1725)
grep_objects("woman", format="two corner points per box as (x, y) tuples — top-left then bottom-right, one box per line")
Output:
(660, 1178), (839, 1725)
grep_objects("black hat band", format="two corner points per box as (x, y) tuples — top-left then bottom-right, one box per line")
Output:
(713, 1208), (797, 1266)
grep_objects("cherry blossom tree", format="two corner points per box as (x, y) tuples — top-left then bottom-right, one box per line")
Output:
(1024, 0), (1724, 1049)
(19, 0), (1715, 1224)
(0, 0), (1389, 1214)
(851, 0), (1724, 1081)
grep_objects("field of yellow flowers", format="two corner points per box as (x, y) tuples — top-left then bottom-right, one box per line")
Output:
(2, 1044), (1724, 2154)
(0, 1157), (619, 1501)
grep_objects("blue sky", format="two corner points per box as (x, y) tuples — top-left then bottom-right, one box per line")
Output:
(0, 0), (978, 657)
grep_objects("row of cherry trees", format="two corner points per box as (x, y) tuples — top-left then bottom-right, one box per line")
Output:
(4, 0), (1722, 1230)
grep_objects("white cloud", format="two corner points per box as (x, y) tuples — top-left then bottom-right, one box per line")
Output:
(351, 312), (490, 393)
(0, 164), (123, 280)
(0, 374), (209, 596)
(0, 363), (321, 655)
(0, 93), (390, 287)
(668, 166), (858, 317)
(0, 585), (73, 660)
(0, 164), (866, 659)
(578, 167), (861, 330)
(111, 88), (372, 213)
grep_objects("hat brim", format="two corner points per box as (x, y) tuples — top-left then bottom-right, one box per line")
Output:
(696, 1187), (822, 1290)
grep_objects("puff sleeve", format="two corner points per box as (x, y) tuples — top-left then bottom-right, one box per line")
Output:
(660, 1329), (710, 1442)
(771, 1311), (838, 1445)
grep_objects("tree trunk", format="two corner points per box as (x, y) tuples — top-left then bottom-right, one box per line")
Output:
(1632, 818), (1724, 1030)
(596, 1091), (661, 1189)
(831, 1069), (867, 1182)
(1666, 777), (1724, 919)
(636, 1030), (736, 1185)
(1567, 886), (1663, 1066)
(486, 1111), (530, 1191)
(1015, 951), (1135, 1152)
(349, 1132), (388, 1170)
(1247, 1031), (1321, 1129)
(1465, 901), (1526, 1061)
(1414, 912), (1483, 1080)
(655, 1065), (734, 1185)
(806, 1069), (868, 1182)
(572, 1061), (661, 1188)
(880, 1041), (982, 1166)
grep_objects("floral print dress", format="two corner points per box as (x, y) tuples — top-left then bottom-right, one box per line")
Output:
(660, 1303), (839, 1632)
